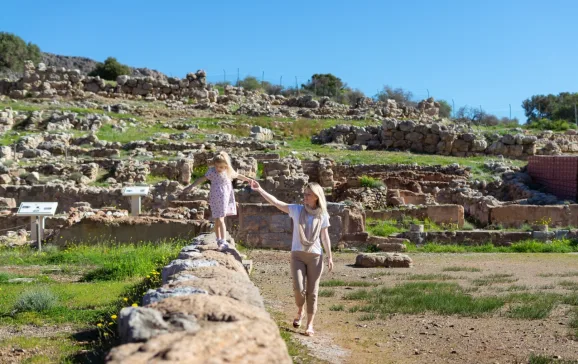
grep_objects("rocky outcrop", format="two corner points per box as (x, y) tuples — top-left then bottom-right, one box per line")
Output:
(106, 233), (291, 363)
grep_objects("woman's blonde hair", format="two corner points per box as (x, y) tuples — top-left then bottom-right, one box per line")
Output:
(305, 182), (327, 214)
(212, 151), (237, 180)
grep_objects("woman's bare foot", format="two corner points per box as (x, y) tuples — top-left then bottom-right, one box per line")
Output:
(305, 325), (314, 336)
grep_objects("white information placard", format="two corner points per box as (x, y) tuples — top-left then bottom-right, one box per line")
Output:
(17, 202), (58, 216)
(122, 186), (150, 196)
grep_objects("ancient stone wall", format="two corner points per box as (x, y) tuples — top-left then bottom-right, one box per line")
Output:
(489, 205), (578, 228)
(399, 230), (532, 245)
(49, 216), (211, 245)
(106, 233), (291, 363)
(314, 121), (543, 159)
(366, 205), (465, 227)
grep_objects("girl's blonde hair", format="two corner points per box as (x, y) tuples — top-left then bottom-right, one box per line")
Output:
(305, 182), (327, 214)
(212, 151), (237, 180)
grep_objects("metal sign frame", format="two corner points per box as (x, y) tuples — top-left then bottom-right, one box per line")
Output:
(16, 202), (58, 252)
(122, 186), (150, 216)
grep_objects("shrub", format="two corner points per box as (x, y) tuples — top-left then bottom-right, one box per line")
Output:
(237, 76), (261, 91)
(359, 176), (384, 188)
(14, 287), (58, 312)
(302, 74), (345, 97)
(0, 32), (42, 72)
(526, 118), (575, 131)
(89, 57), (131, 81)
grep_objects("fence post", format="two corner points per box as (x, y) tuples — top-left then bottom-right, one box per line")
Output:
(223, 69), (226, 83)
(236, 68), (240, 87)
(295, 76), (298, 96)
(452, 99), (455, 118)
(509, 104), (512, 120)
(575, 103), (577, 126)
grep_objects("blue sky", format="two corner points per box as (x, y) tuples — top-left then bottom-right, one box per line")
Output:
(1, 0), (577, 121)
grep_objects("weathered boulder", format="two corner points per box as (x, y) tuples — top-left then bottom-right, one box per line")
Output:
(355, 253), (413, 268)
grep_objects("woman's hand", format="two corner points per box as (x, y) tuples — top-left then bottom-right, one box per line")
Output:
(326, 256), (334, 272)
(250, 180), (261, 191)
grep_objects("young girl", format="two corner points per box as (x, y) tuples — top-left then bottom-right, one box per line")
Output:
(183, 151), (253, 250)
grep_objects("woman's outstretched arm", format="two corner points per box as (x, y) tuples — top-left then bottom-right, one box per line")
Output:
(250, 180), (289, 214)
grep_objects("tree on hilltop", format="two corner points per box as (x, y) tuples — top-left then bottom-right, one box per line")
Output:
(0, 32), (42, 72)
(89, 57), (131, 80)
(302, 74), (345, 97)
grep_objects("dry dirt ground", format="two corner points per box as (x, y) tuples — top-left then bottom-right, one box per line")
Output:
(250, 251), (578, 364)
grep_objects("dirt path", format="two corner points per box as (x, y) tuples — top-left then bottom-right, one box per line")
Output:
(250, 250), (578, 364)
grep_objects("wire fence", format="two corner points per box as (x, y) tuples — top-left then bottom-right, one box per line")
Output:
(203, 69), (526, 120)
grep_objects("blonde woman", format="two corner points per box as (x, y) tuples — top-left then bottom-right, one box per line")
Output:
(251, 180), (333, 336)
(184, 151), (253, 250)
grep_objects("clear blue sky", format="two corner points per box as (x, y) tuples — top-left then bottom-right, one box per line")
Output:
(1, 0), (577, 122)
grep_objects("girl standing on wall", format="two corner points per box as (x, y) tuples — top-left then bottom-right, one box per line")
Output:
(250, 180), (333, 336)
(183, 151), (253, 250)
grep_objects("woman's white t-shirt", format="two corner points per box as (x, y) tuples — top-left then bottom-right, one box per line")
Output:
(288, 204), (330, 255)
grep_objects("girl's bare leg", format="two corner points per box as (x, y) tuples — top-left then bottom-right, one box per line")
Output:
(217, 217), (226, 241)
(214, 218), (222, 240)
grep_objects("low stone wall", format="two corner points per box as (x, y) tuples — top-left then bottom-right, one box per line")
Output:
(49, 216), (211, 245)
(234, 202), (366, 249)
(366, 205), (465, 227)
(489, 205), (578, 228)
(400, 230), (532, 245)
(106, 233), (291, 363)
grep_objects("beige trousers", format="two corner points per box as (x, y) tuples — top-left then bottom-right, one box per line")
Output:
(290, 251), (324, 315)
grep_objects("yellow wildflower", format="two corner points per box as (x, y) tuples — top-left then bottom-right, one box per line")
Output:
(146, 275), (151, 279)
(111, 314), (117, 320)
(132, 303), (138, 307)
(123, 298), (128, 302)
(109, 322), (114, 326)
(97, 323), (103, 328)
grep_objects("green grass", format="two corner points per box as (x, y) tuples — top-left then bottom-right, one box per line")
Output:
(529, 354), (578, 364)
(506, 293), (559, 320)
(343, 282), (505, 317)
(97, 123), (176, 144)
(318, 289), (335, 297)
(320, 279), (377, 287)
(472, 273), (517, 286)
(146, 173), (168, 184)
(192, 165), (209, 180)
(366, 217), (461, 237)
(329, 304), (345, 311)
(559, 281), (578, 290)
(359, 313), (377, 321)
(0, 242), (171, 362)
(0, 335), (85, 364)
(405, 239), (578, 253)
(359, 176), (384, 189)
(0, 242), (181, 281)
(442, 266), (482, 272)
(402, 274), (456, 281)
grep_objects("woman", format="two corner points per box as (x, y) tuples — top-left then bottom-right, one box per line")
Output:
(251, 180), (333, 336)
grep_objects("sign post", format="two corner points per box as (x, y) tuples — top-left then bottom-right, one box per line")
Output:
(122, 186), (150, 216)
(16, 202), (58, 252)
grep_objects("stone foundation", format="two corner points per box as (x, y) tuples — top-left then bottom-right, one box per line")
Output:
(366, 205), (465, 227)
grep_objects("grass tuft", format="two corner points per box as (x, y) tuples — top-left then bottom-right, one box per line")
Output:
(318, 289), (335, 297)
(320, 280), (376, 287)
(442, 266), (482, 273)
(14, 287), (58, 312)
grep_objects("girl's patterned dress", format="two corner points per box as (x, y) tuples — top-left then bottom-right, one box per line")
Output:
(205, 167), (237, 218)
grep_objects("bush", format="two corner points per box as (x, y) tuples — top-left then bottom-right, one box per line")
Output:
(0, 32), (42, 72)
(302, 73), (345, 97)
(359, 176), (384, 188)
(375, 85), (415, 106)
(237, 76), (261, 91)
(437, 99), (452, 118)
(334, 88), (366, 105)
(527, 118), (575, 131)
(14, 287), (58, 312)
(89, 57), (131, 81)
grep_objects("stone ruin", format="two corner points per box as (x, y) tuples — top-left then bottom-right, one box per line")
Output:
(314, 120), (578, 160)
(107, 233), (291, 363)
(1, 61), (442, 121)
